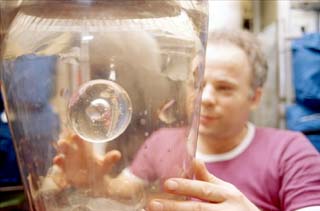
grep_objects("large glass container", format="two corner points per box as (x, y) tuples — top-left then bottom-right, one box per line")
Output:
(0, 1), (208, 210)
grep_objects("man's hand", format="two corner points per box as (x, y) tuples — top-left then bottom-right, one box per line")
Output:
(52, 134), (121, 192)
(147, 160), (260, 211)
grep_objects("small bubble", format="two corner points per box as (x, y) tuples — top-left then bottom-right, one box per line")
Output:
(150, 185), (157, 191)
(140, 118), (146, 125)
(85, 98), (111, 123)
(144, 132), (149, 137)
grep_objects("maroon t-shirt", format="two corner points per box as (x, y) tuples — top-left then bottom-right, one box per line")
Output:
(130, 126), (320, 211)
(130, 127), (192, 183)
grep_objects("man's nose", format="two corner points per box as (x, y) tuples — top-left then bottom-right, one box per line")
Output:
(201, 84), (216, 106)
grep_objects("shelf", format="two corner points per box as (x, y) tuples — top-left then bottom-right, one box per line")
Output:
(291, 1), (320, 11)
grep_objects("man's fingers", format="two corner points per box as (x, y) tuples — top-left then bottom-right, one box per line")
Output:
(148, 199), (221, 211)
(193, 159), (211, 181)
(193, 159), (226, 185)
(53, 154), (66, 170)
(71, 134), (89, 150)
(163, 178), (226, 202)
(101, 150), (121, 172)
(57, 138), (79, 155)
(56, 139), (69, 154)
(57, 135), (93, 158)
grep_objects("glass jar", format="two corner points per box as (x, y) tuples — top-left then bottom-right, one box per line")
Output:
(0, 1), (208, 210)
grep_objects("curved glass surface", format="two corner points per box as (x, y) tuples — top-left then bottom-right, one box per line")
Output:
(0, 1), (208, 210)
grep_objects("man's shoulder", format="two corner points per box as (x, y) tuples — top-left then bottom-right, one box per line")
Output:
(150, 127), (187, 140)
(145, 127), (187, 147)
(254, 126), (305, 143)
(253, 126), (318, 157)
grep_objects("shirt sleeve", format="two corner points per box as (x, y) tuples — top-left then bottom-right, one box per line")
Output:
(295, 206), (320, 211)
(129, 132), (159, 182)
(278, 133), (320, 211)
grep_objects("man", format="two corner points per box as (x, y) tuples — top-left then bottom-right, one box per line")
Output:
(50, 30), (320, 211)
(146, 30), (320, 211)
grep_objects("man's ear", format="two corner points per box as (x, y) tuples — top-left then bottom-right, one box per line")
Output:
(250, 87), (262, 110)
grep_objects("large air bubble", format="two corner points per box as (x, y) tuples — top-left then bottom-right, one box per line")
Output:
(68, 79), (132, 143)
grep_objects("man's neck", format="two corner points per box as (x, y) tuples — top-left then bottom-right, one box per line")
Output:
(197, 125), (248, 155)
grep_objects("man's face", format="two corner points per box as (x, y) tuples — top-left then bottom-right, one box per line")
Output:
(199, 42), (258, 139)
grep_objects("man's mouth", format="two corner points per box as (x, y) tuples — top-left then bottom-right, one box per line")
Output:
(200, 115), (218, 124)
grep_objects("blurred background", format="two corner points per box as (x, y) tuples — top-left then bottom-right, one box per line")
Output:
(0, 0), (319, 210)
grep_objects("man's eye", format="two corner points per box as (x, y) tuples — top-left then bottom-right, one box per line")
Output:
(217, 86), (232, 91)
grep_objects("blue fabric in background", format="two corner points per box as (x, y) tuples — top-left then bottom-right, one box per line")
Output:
(291, 33), (320, 108)
(2, 54), (57, 110)
(0, 93), (21, 187)
(289, 33), (320, 152)
(286, 104), (320, 132)
(307, 134), (320, 152)
(1, 54), (60, 178)
(286, 104), (320, 152)
(0, 54), (59, 185)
